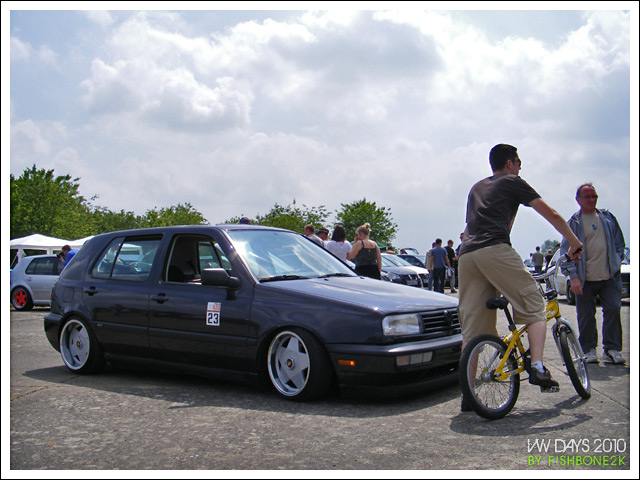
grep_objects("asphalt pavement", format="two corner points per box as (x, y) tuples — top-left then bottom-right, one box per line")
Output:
(6, 296), (635, 474)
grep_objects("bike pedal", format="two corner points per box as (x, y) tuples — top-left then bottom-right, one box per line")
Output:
(540, 385), (560, 393)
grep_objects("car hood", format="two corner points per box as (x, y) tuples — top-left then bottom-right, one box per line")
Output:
(258, 276), (457, 314)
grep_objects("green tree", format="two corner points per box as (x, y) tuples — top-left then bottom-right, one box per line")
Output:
(91, 206), (143, 233)
(10, 165), (91, 239)
(254, 200), (329, 233)
(540, 238), (560, 255)
(142, 203), (209, 227)
(335, 198), (398, 245)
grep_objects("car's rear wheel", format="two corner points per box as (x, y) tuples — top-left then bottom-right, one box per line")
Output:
(59, 318), (105, 374)
(267, 328), (333, 401)
(11, 287), (34, 311)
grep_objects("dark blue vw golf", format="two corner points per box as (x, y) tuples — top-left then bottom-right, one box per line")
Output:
(45, 225), (461, 401)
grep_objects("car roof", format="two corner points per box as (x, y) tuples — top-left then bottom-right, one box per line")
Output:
(19, 254), (58, 261)
(90, 224), (292, 238)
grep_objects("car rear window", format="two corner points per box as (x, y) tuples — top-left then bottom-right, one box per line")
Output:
(92, 236), (162, 281)
(25, 257), (60, 276)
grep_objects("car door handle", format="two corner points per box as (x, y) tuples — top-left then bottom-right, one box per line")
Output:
(151, 294), (169, 303)
(84, 286), (98, 296)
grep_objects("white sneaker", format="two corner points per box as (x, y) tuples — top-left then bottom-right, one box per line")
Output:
(604, 349), (625, 365)
(584, 349), (598, 364)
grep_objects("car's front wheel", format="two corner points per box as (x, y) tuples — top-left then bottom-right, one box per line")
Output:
(11, 287), (34, 311)
(59, 318), (105, 374)
(267, 328), (333, 401)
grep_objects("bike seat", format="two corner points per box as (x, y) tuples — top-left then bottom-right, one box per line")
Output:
(486, 297), (509, 310)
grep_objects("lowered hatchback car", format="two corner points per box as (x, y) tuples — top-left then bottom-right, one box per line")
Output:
(45, 225), (461, 401)
(11, 254), (62, 310)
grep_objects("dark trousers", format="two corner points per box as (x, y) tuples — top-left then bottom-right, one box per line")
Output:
(576, 273), (623, 352)
(432, 267), (446, 293)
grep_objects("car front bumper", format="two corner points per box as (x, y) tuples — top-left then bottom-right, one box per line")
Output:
(326, 334), (462, 393)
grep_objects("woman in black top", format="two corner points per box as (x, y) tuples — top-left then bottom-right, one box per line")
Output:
(347, 223), (382, 280)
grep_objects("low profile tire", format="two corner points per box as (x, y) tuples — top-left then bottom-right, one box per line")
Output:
(566, 281), (576, 305)
(267, 328), (333, 401)
(59, 318), (105, 374)
(11, 287), (34, 311)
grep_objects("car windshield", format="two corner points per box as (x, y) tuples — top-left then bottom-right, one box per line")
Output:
(226, 230), (356, 282)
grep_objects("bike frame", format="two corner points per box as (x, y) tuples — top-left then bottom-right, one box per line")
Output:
(490, 257), (585, 382)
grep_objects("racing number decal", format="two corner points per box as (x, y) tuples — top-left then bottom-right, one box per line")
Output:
(206, 302), (221, 326)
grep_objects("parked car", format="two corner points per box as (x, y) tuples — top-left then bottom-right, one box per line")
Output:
(523, 257), (537, 275)
(10, 254), (62, 310)
(379, 255), (424, 288)
(621, 247), (631, 298)
(397, 253), (427, 269)
(547, 247), (630, 305)
(382, 254), (429, 288)
(45, 225), (462, 401)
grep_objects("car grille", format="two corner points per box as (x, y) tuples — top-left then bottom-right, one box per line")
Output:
(420, 309), (461, 339)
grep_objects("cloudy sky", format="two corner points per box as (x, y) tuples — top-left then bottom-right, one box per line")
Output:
(4, 3), (637, 258)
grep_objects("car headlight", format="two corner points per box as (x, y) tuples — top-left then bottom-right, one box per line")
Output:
(382, 313), (421, 336)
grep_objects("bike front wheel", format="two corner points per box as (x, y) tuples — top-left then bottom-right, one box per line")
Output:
(559, 327), (591, 400)
(460, 334), (520, 420)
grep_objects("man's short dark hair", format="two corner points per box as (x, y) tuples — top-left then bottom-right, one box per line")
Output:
(576, 183), (596, 199)
(489, 144), (518, 172)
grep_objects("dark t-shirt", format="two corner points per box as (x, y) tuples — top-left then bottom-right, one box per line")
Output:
(459, 174), (540, 256)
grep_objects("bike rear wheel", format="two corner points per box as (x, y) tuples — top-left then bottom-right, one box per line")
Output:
(559, 327), (591, 399)
(460, 334), (520, 420)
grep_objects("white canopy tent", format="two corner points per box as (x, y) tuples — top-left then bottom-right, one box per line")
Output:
(10, 234), (96, 264)
(69, 235), (94, 249)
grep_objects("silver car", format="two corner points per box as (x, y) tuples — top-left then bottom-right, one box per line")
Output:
(548, 248), (630, 305)
(10, 254), (62, 310)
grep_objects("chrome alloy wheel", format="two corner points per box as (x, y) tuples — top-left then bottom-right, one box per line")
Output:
(267, 331), (311, 397)
(60, 319), (91, 371)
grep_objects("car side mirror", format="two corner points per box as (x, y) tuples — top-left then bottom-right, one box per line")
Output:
(201, 268), (241, 289)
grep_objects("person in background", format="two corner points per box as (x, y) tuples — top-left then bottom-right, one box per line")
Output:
(445, 239), (457, 293)
(425, 242), (436, 291)
(544, 248), (554, 271)
(532, 246), (545, 274)
(560, 183), (626, 365)
(325, 225), (352, 263)
(304, 224), (325, 247)
(347, 223), (382, 280)
(61, 244), (78, 267)
(428, 238), (450, 293)
(454, 232), (464, 289)
(317, 228), (330, 244)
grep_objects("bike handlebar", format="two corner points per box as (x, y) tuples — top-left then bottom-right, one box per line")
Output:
(531, 253), (575, 281)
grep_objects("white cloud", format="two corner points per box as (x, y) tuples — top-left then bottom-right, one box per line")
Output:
(82, 10), (116, 28)
(10, 120), (51, 157)
(8, 9), (634, 257)
(10, 37), (31, 61)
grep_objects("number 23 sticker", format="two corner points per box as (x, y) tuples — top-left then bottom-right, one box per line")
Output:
(206, 302), (221, 326)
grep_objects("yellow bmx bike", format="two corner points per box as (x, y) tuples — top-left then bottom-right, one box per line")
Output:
(459, 254), (591, 419)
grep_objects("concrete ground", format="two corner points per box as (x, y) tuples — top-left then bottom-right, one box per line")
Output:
(7, 296), (635, 473)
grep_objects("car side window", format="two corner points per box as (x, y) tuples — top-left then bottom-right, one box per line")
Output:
(91, 236), (161, 281)
(165, 235), (231, 283)
(25, 257), (60, 276)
